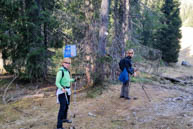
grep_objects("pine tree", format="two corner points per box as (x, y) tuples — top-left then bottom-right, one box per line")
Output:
(154, 0), (182, 63)
(0, 0), (63, 80)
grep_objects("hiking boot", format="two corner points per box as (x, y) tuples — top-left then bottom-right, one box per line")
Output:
(120, 96), (124, 98)
(62, 119), (72, 123)
(124, 97), (131, 100)
(133, 97), (138, 100)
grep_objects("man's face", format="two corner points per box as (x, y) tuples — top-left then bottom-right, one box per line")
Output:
(128, 52), (134, 57)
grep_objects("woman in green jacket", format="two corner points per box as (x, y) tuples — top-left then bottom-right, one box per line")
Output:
(56, 58), (74, 129)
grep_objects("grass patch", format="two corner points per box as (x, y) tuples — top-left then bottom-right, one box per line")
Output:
(86, 83), (109, 98)
(131, 72), (154, 84)
(86, 86), (103, 98)
(0, 98), (34, 124)
(110, 120), (127, 129)
(11, 98), (32, 109)
(0, 105), (21, 124)
(131, 77), (151, 83)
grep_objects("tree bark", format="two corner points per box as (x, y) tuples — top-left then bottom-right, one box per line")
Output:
(111, 0), (122, 80)
(98, 0), (110, 57)
(83, 0), (96, 86)
(96, 0), (110, 82)
(122, 0), (131, 55)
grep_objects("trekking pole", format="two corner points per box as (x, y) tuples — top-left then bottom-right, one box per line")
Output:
(141, 83), (151, 102)
(138, 73), (151, 102)
(73, 80), (77, 118)
(69, 78), (78, 120)
(64, 92), (69, 105)
(69, 79), (78, 129)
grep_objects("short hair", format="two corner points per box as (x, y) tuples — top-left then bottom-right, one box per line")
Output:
(126, 49), (134, 55)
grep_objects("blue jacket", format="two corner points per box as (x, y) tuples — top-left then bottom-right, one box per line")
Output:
(119, 56), (134, 83)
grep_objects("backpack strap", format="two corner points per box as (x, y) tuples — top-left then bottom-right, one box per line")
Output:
(60, 69), (64, 78)
(60, 67), (70, 78)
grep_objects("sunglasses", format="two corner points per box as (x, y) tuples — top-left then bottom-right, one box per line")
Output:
(63, 62), (71, 64)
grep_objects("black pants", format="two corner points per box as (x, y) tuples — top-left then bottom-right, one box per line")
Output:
(57, 93), (70, 128)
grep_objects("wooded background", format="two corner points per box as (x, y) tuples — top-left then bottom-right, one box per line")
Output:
(0, 0), (191, 86)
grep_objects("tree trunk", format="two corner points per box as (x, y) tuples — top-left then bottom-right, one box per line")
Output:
(0, 50), (6, 74)
(98, 0), (109, 57)
(111, 0), (122, 80)
(122, 0), (131, 55)
(96, 0), (110, 83)
(83, 0), (96, 86)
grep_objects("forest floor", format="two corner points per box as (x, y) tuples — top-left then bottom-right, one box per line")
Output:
(0, 27), (193, 129)
(0, 64), (193, 129)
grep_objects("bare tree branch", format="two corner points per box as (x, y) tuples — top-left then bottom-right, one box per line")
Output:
(2, 75), (18, 104)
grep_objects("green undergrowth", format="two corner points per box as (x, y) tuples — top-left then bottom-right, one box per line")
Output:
(131, 73), (155, 84)
(86, 83), (109, 98)
(0, 78), (12, 87)
(111, 119), (128, 129)
(131, 76), (151, 83)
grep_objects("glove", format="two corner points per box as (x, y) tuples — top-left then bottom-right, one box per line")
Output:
(75, 77), (80, 82)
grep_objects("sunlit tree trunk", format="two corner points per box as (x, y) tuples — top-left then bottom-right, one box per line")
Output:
(84, 0), (96, 86)
(0, 50), (6, 74)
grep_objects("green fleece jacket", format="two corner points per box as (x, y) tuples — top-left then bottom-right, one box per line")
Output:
(55, 67), (74, 90)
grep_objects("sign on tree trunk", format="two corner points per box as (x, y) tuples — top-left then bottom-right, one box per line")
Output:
(63, 45), (77, 58)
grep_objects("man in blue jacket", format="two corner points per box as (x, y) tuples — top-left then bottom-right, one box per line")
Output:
(120, 49), (136, 100)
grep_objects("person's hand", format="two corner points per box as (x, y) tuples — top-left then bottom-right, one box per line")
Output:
(134, 68), (138, 72)
(133, 72), (137, 77)
(75, 77), (80, 82)
(62, 88), (66, 93)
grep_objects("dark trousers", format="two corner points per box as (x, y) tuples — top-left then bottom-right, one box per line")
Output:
(120, 81), (130, 98)
(57, 93), (70, 128)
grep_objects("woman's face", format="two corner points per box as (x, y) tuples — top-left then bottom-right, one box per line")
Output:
(63, 62), (71, 68)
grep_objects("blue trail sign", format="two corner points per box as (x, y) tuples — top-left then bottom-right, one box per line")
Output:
(63, 45), (77, 58)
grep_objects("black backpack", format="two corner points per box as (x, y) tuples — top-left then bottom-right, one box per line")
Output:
(119, 58), (126, 71)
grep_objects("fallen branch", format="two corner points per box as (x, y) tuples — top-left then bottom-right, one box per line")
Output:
(13, 107), (32, 117)
(162, 76), (183, 83)
(2, 75), (18, 104)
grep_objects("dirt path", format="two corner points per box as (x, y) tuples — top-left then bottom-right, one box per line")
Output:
(1, 78), (193, 129)
(68, 83), (193, 129)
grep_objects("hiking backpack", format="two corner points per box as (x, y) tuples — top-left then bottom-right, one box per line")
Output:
(119, 58), (126, 71)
